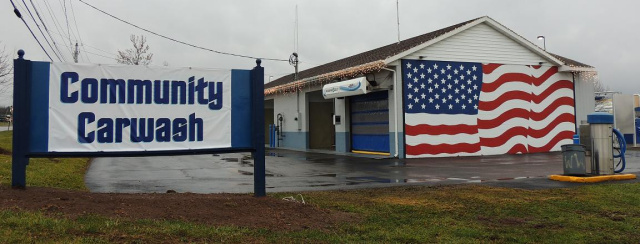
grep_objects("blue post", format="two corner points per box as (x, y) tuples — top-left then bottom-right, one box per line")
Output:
(269, 124), (274, 147)
(12, 50), (30, 188)
(252, 59), (266, 197)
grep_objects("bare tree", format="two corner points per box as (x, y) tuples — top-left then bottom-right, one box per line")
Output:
(593, 79), (608, 93)
(0, 44), (12, 95)
(116, 35), (153, 65)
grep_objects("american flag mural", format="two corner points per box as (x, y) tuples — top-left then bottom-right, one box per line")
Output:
(402, 59), (575, 158)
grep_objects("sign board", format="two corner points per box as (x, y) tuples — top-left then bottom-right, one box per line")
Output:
(28, 62), (252, 153)
(12, 52), (265, 196)
(322, 77), (368, 99)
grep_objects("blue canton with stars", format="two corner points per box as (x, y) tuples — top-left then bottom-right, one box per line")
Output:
(401, 59), (483, 115)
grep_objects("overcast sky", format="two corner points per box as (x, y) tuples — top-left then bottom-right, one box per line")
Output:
(2, 0), (639, 106)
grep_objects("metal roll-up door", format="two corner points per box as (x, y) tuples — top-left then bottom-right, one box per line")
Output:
(350, 91), (390, 154)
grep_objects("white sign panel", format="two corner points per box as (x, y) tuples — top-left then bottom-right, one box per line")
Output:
(322, 77), (368, 99)
(48, 63), (232, 152)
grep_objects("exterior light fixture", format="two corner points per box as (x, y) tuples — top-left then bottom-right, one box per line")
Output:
(537, 36), (546, 50)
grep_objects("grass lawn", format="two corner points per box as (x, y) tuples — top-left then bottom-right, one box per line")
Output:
(1, 130), (639, 242)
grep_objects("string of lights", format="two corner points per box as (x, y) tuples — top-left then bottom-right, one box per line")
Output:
(10, 0), (54, 61)
(78, 0), (289, 62)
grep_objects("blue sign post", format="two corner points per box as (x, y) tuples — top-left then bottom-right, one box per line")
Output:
(11, 50), (267, 197)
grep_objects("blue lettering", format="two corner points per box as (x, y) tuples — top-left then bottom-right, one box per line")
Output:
(188, 113), (203, 141)
(81, 78), (98, 103)
(153, 80), (170, 104)
(127, 79), (152, 104)
(61, 72), (78, 103)
(97, 118), (114, 143)
(171, 80), (186, 104)
(172, 118), (187, 142)
(208, 82), (223, 110)
(188, 76), (195, 104)
(78, 112), (95, 143)
(115, 118), (130, 143)
(130, 118), (154, 142)
(100, 79), (125, 104)
(196, 78), (208, 104)
(155, 118), (171, 142)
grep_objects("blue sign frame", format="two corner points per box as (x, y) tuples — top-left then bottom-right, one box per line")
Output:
(11, 50), (266, 197)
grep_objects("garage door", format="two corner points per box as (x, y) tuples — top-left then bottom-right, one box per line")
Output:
(350, 91), (390, 154)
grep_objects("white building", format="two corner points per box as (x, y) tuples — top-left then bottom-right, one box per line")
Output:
(265, 16), (596, 158)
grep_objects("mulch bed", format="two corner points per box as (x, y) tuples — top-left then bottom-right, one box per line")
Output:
(0, 186), (354, 231)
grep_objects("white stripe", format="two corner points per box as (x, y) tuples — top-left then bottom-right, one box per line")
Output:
(479, 135), (528, 155)
(479, 82), (531, 102)
(477, 99), (530, 120)
(407, 151), (481, 158)
(530, 73), (572, 93)
(406, 133), (479, 146)
(405, 113), (477, 126)
(528, 123), (575, 147)
(530, 89), (574, 110)
(528, 106), (575, 129)
(478, 117), (529, 135)
(483, 65), (533, 84)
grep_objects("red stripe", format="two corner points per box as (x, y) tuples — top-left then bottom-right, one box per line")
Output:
(405, 124), (477, 136)
(478, 108), (530, 130)
(528, 131), (574, 153)
(530, 65), (542, 70)
(530, 97), (575, 121)
(507, 144), (528, 154)
(406, 143), (481, 155)
(528, 113), (575, 139)
(530, 80), (573, 104)
(530, 66), (559, 87)
(481, 73), (532, 93)
(478, 91), (532, 111)
(480, 127), (528, 148)
(482, 63), (502, 74)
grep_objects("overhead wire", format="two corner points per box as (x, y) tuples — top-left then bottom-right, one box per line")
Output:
(40, 0), (73, 54)
(28, 0), (67, 61)
(19, 0), (64, 61)
(10, 0), (54, 61)
(78, 0), (289, 62)
(69, 0), (91, 62)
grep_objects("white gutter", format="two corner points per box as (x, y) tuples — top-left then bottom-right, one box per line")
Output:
(382, 67), (399, 158)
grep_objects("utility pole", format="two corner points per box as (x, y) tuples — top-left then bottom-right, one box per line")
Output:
(73, 42), (79, 63)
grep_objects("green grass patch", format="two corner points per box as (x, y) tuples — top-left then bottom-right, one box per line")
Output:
(0, 131), (89, 190)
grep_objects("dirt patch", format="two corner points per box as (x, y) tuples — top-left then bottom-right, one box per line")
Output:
(0, 186), (355, 231)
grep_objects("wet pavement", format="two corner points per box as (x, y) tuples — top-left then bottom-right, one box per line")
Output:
(84, 148), (640, 193)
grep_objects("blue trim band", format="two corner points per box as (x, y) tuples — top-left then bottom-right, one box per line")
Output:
(231, 69), (252, 147)
(29, 61), (50, 153)
(587, 112), (614, 124)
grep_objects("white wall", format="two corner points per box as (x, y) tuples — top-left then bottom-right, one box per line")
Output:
(405, 23), (549, 66)
(573, 72), (596, 127)
(271, 91), (307, 133)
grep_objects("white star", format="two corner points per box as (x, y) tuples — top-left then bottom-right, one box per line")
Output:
(461, 84), (466, 89)
(460, 74), (465, 80)
(472, 65), (477, 71)
(455, 98), (460, 103)
(435, 94), (440, 99)
(428, 87), (433, 93)
(421, 104), (426, 109)
(407, 73), (412, 78)
(442, 98), (447, 103)
(462, 104), (466, 109)
(473, 84), (478, 90)
(467, 88), (472, 94)
(408, 103), (413, 109)
(447, 74), (452, 80)
(447, 84), (452, 89)
(466, 70), (471, 75)
(420, 73), (426, 79)
(428, 98), (434, 103)
(447, 64), (452, 70)
(441, 79), (446, 84)
(427, 68), (432, 73)
(467, 80), (472, 85)
(420, 63), (425, 69)
(473, 94), (478, 100)
(459, 64), (464, 70)
(455, 88), (459, 94)
(435, 104), (440, 110)
(406, 63), (412, 68)
(433, 63), (438, 69)
(408, 83), (413, 89)
(414, 97), (419, 103)
(414, 67), (418, 73)
(420, 83), (426, 89)
(427, 78), (433, 84)
(448, 104), (453, 109)
(408, 94), (413, 99)
(461, 94), (466, 99)
(414, 77), (419, 83)
(434, 74), (439, 79)
(474, 104), (478, 109)
(414, 88), (419, 93)
(440, 69), (446, 74)
(454, 69), (459, 74)
(434, 84), (440, 89)
(448, 94), (452, 100)
(473, 75), (477, 80)
(468, 99), (472, 104)
(421, 93), (426, 99)
(454, 79), (459, 84)
(441, 88), (447, 93)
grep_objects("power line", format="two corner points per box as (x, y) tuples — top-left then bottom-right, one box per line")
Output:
(28, 0), (66, 61)
(69, 0), (90, 62)
(40, 0), (73, 55)
(78, 0), (289, 62)
(19, 0), (64, 61)
(10, 0), (54, 61)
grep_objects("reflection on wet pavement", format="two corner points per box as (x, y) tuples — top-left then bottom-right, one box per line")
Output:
(84, 148), (640, 194)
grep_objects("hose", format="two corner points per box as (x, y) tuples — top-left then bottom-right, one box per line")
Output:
(612, 128), (626, 173)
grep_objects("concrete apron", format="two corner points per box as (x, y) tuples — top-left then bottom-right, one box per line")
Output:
(84, 148), (640, 194)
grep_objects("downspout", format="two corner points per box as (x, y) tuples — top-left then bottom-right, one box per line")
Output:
(382, 67), (399, 158)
